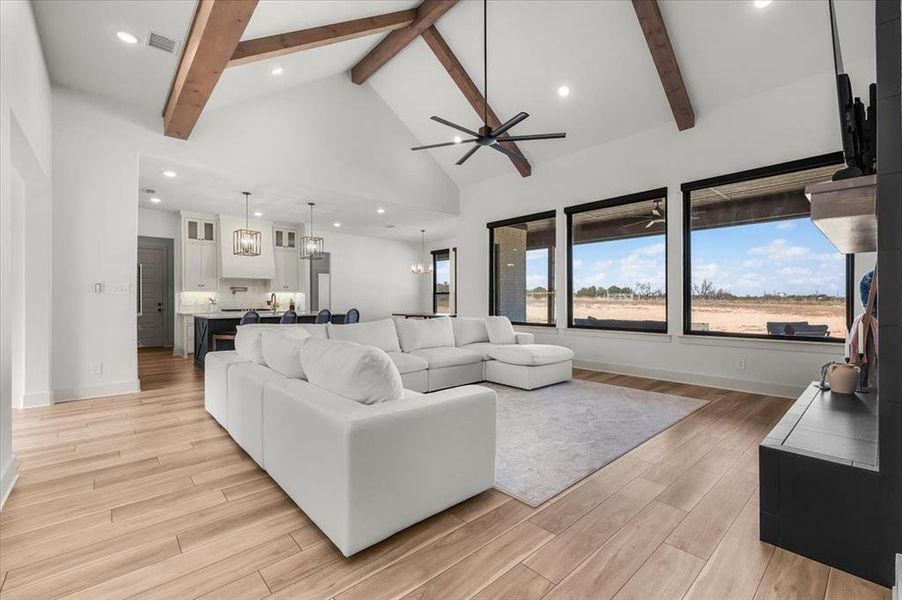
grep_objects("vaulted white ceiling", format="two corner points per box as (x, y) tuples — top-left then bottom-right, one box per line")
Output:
(33, 0), (876, 189)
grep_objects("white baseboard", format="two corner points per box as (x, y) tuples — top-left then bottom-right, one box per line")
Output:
(0, 453), (20, 511)
(53, 380), (141, 403)
(572, 359), (804, 399)
(22, 390), (53, 407)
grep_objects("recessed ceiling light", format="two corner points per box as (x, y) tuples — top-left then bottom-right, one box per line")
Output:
(453, 136), (462, 144)
(753, 0), (772, 7)
(271, 66), (284, 76)
(149, 197), (161, 204)
(333, 222), (341, 228)
(162, 170), (177, 178)
(377, 208), (386, 214)
(116, 31), (139, 45)
(557, 85), (570, 98)
(253, 211), (262, 217)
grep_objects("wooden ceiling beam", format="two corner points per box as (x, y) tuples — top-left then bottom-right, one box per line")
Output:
(631, 0), (694, 131)
(350, 0), (458, 85)
(163, 0), (257, 139)
(420, 25), (531, 177)
(229, 9), (418, 67)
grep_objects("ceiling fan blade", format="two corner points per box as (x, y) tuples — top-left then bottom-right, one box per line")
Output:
(498, 132), (567, 142)
(625, 220), (650, 228)
(491, 143), (527, 163)
(492, 112), (529, 137)
(456, 145), (481, 165)
(411, 139), (477, 151)
(645, 221), (655, 229)
(431, 116), (480, 137)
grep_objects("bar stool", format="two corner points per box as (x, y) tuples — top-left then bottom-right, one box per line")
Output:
(212, 310), (260, 350)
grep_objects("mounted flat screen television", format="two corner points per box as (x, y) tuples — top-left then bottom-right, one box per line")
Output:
(829, 0), (876, 181)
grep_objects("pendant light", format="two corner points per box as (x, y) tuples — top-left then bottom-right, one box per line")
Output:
(232, 192), (262, 256)
(300, 202), (324, 260)
(411, 229), (433, 275)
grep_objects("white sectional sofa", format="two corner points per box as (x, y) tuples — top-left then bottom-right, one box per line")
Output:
(202, 315), (572, 556)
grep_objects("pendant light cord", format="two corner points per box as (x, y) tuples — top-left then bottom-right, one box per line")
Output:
(243, 192), (250, 229)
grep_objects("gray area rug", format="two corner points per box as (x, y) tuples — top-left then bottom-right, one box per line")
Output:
(489, 380), (707, 506)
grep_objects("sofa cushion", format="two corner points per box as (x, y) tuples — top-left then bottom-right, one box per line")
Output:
(300, 338), (403, 405)
(485, 316), (516, 344)
(235, 323), (324, 364)
(327, 319), (401, 353)
(487, 344), (574, 366)
(395, 316), (455, 352)
(459, 342), (506, 360)
(261, 330), (310, 379)
(409, 346), (483, 369)
(451, 317), (490, 346)
(386, 351), (429, 374)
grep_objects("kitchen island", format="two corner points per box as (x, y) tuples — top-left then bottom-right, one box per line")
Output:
(193, 311), (346, 368)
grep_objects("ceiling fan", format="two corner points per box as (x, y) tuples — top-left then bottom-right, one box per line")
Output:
(410, 0), (566, 166)
(626, 199), (666, 229)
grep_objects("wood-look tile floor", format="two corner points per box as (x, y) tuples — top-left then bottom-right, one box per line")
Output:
(0, 347), (891, 600)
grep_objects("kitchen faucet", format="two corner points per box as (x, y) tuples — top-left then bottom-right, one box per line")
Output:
(269, 292), (278, 312)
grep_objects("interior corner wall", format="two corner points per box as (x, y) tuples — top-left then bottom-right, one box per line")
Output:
(0, 0), (54, 507)
(455, 60), (875, 398)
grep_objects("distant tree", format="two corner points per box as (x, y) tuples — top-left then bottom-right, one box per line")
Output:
(529, 286), (547, 293)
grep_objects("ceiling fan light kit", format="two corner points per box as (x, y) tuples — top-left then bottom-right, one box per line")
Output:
(410, 0), (566, 167)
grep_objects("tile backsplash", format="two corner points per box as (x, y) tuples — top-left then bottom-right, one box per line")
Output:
(179, 279), (301, 313)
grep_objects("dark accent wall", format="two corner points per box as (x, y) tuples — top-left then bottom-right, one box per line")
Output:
(876, 0), (902, 584)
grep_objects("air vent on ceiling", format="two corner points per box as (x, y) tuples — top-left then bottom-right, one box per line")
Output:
(142, 188), (156, 194)
(147, 32), (178, 54)
(384, 225), (396, 229)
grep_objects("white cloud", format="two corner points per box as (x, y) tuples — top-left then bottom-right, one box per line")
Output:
(776, 221), (798, 230)
(747, 238), (811, 261)
(526, 274), (547, 289)
(572, 258), (584, 270)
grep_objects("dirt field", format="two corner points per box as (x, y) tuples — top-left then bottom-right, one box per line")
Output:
(526, 297), (847, 338)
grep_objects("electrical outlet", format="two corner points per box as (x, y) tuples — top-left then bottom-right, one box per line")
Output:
(91, 362), (103, 376)
(736, 359), (747, 371)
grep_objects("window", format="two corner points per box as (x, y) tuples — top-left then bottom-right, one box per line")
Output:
(566, 189), (668, 332)
(432, 248), (456, 314)
(488, 211), (556, 325)
(683, 153), (850, 341)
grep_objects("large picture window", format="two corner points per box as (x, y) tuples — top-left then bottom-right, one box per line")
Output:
(488, 211), (556, 325)
(566, 188), (668, 332)
(683, 153), (850, 342)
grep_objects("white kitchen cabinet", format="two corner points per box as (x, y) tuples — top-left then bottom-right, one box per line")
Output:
(186, 219), (216, 243)
(272, 248), (299, 291)
(183, 243), (218, 290)
(274, 228), (297, 249)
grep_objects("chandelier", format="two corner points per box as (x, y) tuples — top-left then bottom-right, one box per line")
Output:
(411, 229), (433, 275)
(300, 202), (324, 260)
(232, 192), (261, 256)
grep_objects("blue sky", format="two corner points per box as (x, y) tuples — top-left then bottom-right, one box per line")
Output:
(560, 217), (846, 297)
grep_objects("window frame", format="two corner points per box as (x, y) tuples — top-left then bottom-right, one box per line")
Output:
(565, 188), (670, 334)
(681, 152), (852, 343)
(487, 210), (557, 327)
(431, 248), (456, 314)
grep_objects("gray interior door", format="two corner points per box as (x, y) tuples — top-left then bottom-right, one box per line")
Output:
(137, 245), (166, 348)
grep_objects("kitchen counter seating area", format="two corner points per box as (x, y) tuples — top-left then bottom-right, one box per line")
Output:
(193, 311), (347, 367)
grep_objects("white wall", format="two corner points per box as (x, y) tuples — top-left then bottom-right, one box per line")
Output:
(0, 0), (53, 507)
(455, 60), (875, 398)
(324, 231), (422, 320)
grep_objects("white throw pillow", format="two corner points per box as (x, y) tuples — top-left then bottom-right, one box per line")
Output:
(485, 316), (516, 344)
(300, 338), (403, 405)
(451, 317), (490, 346)
(261, 330), (310, 379)
(327, 319), (401, 353)
(234, 326), (273, 364)
(234, 324), (315, 363)
(395, 316), (455, 353)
